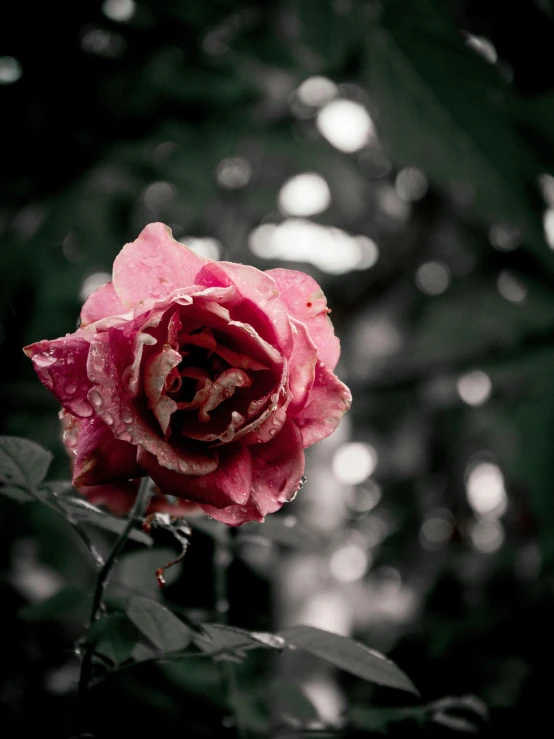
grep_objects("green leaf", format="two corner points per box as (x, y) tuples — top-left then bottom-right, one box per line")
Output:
(0, 436), (52, 489)
(127, 595), (192, 652)
(89, 613), (140, 666)
(194, 624), (285, 658)
(279, 625), (419, 695)
(0, 485), (34, 503)
(115, 547), (183, 596)
(19, 586), (88, 622)
(367, 0), (549, 261)
(56, 496), (152, 545)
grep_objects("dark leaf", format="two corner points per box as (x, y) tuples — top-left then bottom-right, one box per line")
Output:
(89, 613), (141, 667)
(279, 625), (418, 694)
(367, 0), (549, 261)
(57, 496), (152, 545)
(0, 436), (53, 489)
(127, 595), (192, 652)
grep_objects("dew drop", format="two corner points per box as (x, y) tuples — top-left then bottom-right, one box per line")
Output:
(122, 410), (133, 424)
(66, 383), (77, 395)
(178, 459), (189, 473)
(269, 428), (278, 437)
(119, 431), (132, 442)
(89, 389), (103, 408)
(34, 354), (57, 368)
(104, 412), (114, 426)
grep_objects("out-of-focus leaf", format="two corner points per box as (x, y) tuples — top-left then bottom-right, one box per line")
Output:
(388, 280), (554, 380)
(279, 625), (419, 695)
(18, 585), (88, 622)
(269, 678), (320, 723)
(238, 517), (321, 550)
(367, 0), (549, 261)
(0, 485), (34, 503)
(0, 436), (52, 489)
(89, 613), (140, 667)
(127, 595), (192, 652)
(115, 547), (183, 596)
(350, 705), (425, 733)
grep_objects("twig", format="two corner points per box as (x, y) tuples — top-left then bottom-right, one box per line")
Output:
(69, 476), (153, 737)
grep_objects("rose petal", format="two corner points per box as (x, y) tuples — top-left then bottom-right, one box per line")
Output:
(80, 480), (201, 517)
(143, 344), (182, 435)
(266, 268), (340, 370)
(293, 361), (352, 448)
(137, 443), (251, 508)
(287, 318), (318, 415)
(200, 417), (305, 525)
(195, 261), (294, 359)
(73, 414), (143, 486)
(23, 334), (94, 419)
(113, 223), (208, 308)
(87, 328), (218, 477)
(80, 282), (127, 327)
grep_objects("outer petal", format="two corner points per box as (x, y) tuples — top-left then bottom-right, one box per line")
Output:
(195, 261), (294, 359)
(136, 444), (252, 509)
(23, 334), (94, 418)
(81, 480), (201, 518)
(293, 361), (352, 448)
(266, 268), (340, 370)
(287, 318), (317, 415)
(113, 223), (208, 308)
(201, 418), (305, 525)
(80, 282), (127, 327)
(73, 413), (143, 486)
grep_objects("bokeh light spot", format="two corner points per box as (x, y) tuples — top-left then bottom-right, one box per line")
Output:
(316, 99), (374, 153)
(0, 56), (22, 84)
(80, 271), (111, 301)
(395, 167), (428, 202)
(457, 370), (492, 406)
(415, 261), (451, 295)
(466, 462), (507, 517)
(102, 0), (135, 22)
(216, 157), (252, 190)
(332, 442), (378, 485)
(497, 271), (527, 303)
(278, 173), (331, 217)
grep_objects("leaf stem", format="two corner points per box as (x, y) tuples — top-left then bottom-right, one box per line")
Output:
(69, 476), (153, 737)
(214, 526), (246, 739)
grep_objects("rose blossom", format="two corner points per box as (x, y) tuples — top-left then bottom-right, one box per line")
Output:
(24, 223), (351, 525)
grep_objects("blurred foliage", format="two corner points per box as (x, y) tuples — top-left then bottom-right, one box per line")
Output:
(3, 0), (554, 736)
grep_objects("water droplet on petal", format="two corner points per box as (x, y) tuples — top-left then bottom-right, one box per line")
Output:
(178, 459), (189, 473)
(104, 412), (114, 425)
(34, 354), (57, 368)
(122, 410), (133, 424)
(66, 383), (77, 395)
(89, 389), (103, 408)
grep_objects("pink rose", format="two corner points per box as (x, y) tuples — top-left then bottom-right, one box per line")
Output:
(24, 223), (351, 525)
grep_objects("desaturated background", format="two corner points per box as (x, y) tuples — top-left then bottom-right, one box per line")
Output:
(2, 0), (554, 736)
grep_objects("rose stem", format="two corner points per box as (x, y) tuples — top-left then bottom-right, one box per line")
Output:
(214, 525), (246, 739)
(69, 476), (153, 737)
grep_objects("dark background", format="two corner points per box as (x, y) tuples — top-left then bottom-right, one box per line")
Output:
(2, 0), (554, 736)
